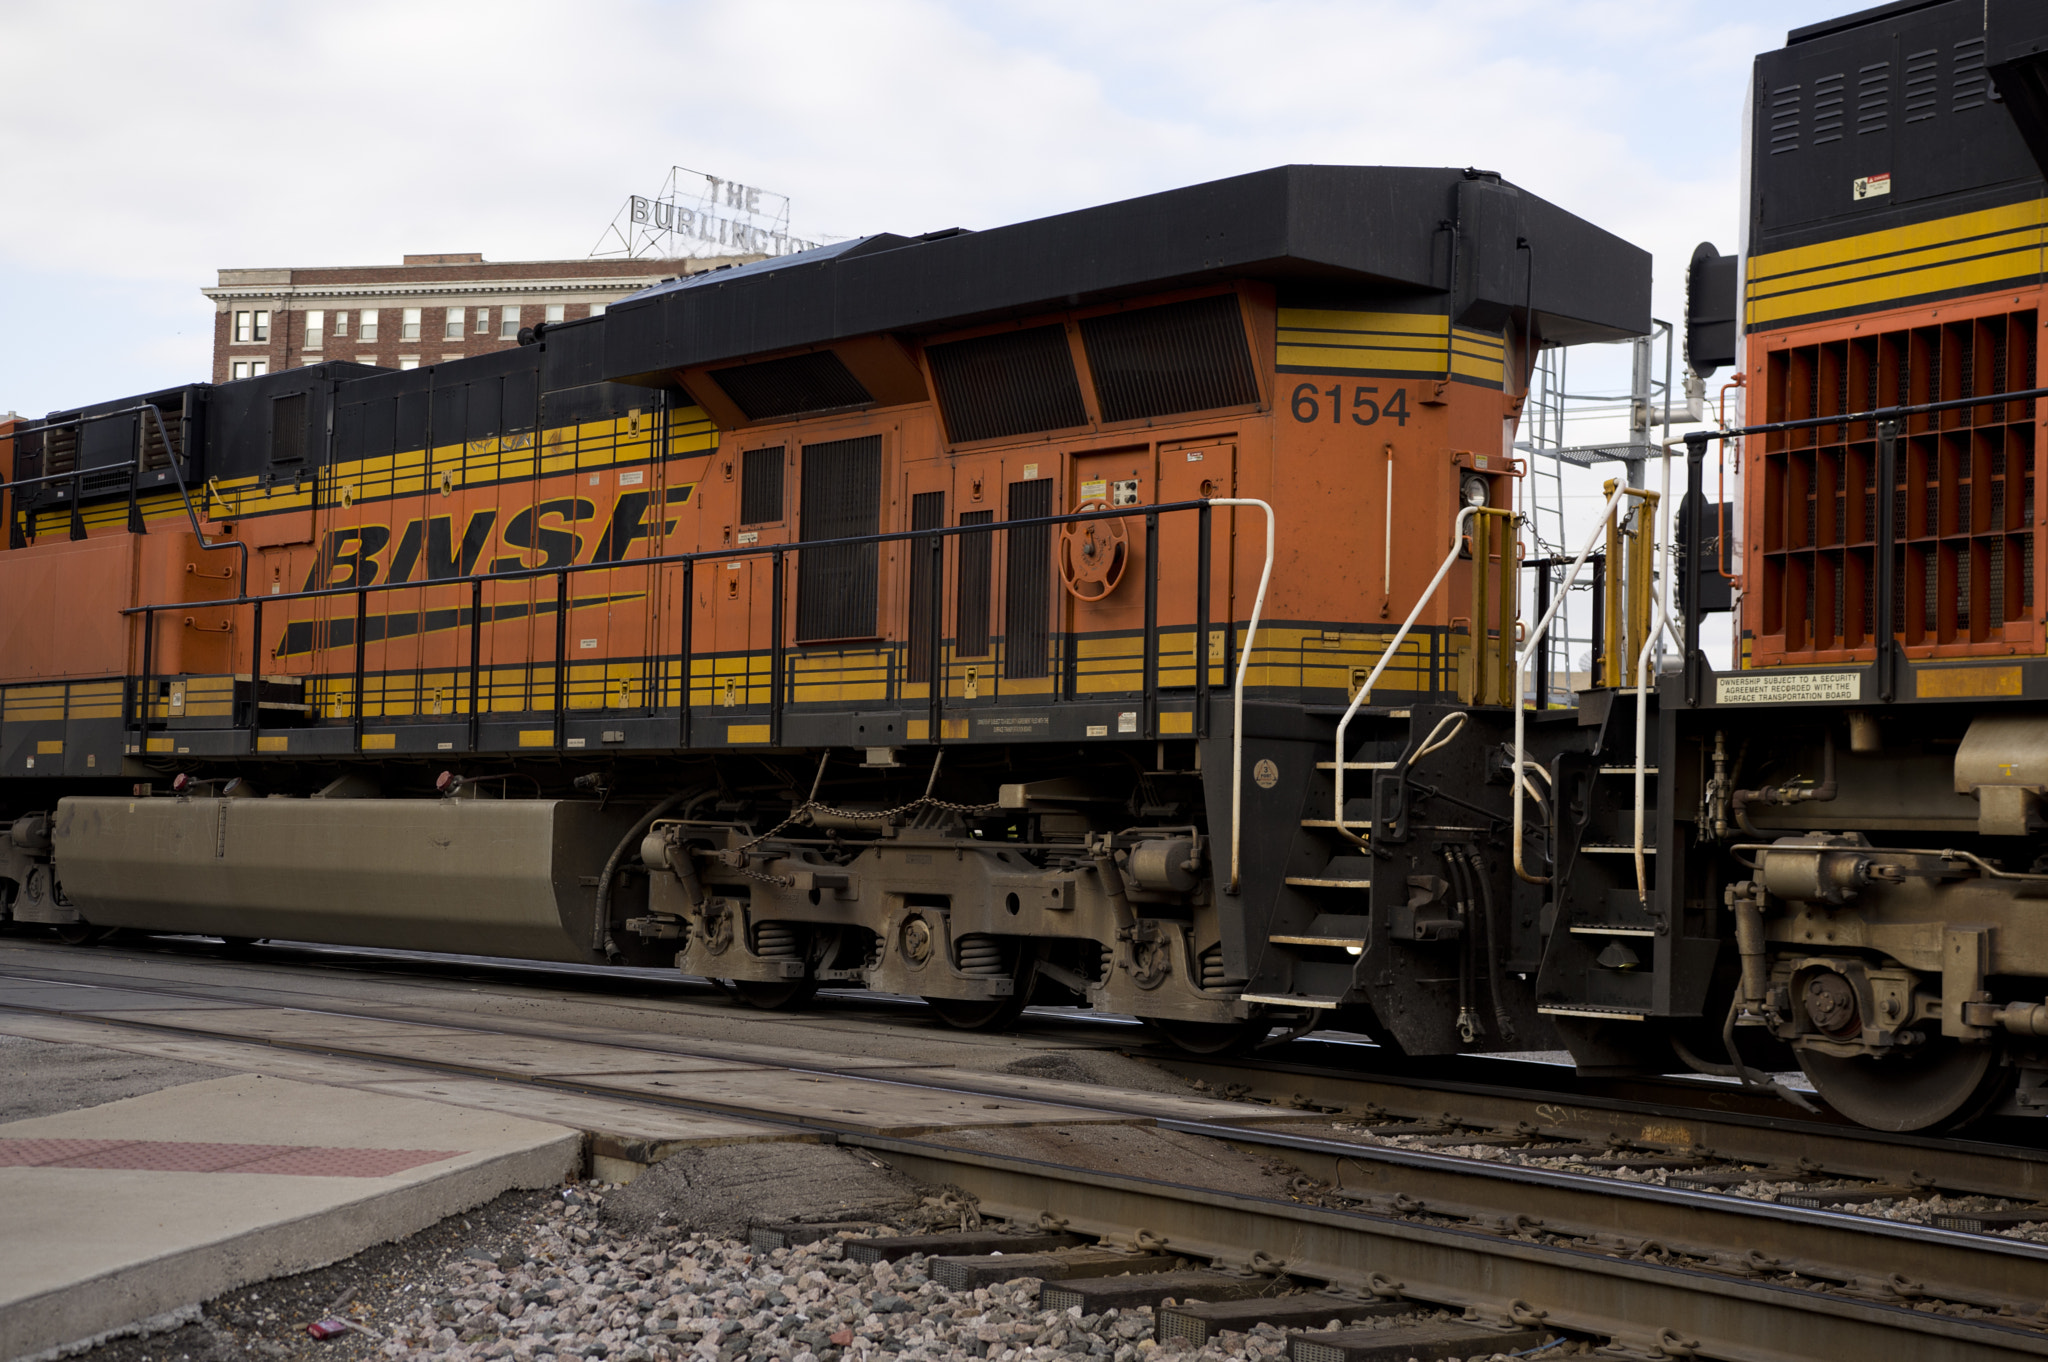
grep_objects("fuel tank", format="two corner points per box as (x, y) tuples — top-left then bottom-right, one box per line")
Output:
(51, 795), (634, 962)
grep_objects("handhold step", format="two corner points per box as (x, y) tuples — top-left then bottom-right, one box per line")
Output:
(1284, 877), (1372, 890)
(1240, 992), (1346, 1010)
(1314, 760), (1397, 771)
(1270, 934), (1366, 950)
(1580, 844), (1656, 854)
(1537, 1003), (1647, 1021)
(1300, 819), (1372, 831)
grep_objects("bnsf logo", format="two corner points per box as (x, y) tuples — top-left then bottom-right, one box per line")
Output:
(305, 486), (693, 591)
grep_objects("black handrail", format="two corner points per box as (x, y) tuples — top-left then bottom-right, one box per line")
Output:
(122, 497), (1250, 755)
(1712, 384), (2048, 440)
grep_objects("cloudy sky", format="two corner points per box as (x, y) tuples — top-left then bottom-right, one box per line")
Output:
(0, 0), (1860, 417)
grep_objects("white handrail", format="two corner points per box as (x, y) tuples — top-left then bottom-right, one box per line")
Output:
(1331, 504), (1481, 844)
(1209, 498), (1275, 893)
(1510, 481), (1635, 883)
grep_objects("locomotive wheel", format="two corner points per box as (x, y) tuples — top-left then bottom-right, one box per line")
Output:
(1797, 1035), (2013, 1132)
(53, 922), (99, 947)
(727, 976), (821, 1011)
(1142, 1017), (1272, 1056)
(923, 992), (1033, 1030)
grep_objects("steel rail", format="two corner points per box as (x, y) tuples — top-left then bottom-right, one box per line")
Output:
(857, 1135), (2048, 1362)
(1150, 1049), (2048, 1203)
(14, 936), (2048, 1205)
(9, 954), (2048, 1310)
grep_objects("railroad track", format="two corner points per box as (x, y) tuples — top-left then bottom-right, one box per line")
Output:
(14, 932), (2048, 1210)
(7, 937), (2048, 1358)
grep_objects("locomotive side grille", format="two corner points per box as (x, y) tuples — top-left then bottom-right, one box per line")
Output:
(710, 351), (872, 422)
(1004, 478), (1054, 679)
(1079, 294), (1260, 423)
(271, 392), (309, 466)
(796, 435), (882, 642)
(740, 446), (785, 525)
(927, 325), (1087, 444)
(1756, 308), (2037, 663)
(956, 511), (994, 658)
(907, 491), (944, 683)
(44, 423), (78, 476)
(139, 408), (183, 472)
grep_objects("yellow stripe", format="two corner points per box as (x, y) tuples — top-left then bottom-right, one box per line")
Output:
(518, 729), (555, 747)
(1746, 199), (2047, 326)
(1751, 199), (2044, 280)
(727, 723), (772, 744)
(1278, 344), (1444, 374)
(1278, 308), (1446, 336)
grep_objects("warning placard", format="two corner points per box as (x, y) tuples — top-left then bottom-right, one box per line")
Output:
(1715, 671), (1861, 705)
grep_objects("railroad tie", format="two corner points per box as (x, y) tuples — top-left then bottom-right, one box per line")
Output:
(1157, 1295), (1416, 1347)
(1286, 1322), (1555, 1362)
(1040, 1270), (1284, 1314)
(933, 1251), (1180, 1291)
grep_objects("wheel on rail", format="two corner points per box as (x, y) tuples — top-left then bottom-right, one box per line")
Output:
(725, 976), (822, 1011)
(1797, 1034), (2013, 1132)
(1140, 1016), (1272, 1056)
(52, 921), (100, 947)
(923, 937), (1040, 1030)
(923, 992), (1032, 1031)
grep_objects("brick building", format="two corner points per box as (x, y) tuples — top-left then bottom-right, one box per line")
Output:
(201, 251), (760, 383)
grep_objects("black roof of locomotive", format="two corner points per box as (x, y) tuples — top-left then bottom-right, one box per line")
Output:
(602, 164), (1651, 386)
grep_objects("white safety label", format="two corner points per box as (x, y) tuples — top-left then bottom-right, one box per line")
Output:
(1715, 671), (1861, 704)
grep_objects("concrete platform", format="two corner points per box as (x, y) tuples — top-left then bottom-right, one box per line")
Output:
(0, 1073), (583, 1362)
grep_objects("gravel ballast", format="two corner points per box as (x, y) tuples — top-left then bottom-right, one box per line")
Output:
(46, 1179), (1584, 1362)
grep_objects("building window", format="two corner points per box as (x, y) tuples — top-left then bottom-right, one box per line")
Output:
(230, 359), (269, 380)
(233, 311), (250, 342)
(255, 310), (269, 341)
(360, 309), (379, 341)
(335, 311), (349, 337)
(402, 307), (422, 341)
(305, 310), (325, 350)
(399, 357), (420, 370)
(444, 307), (465, 340)
(545, 304), (566, 324)
(233, 309), (269, 343)
(500, 307), (519, 339)
(475, 308), (491, 334)
(589, 302), (607, 317)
